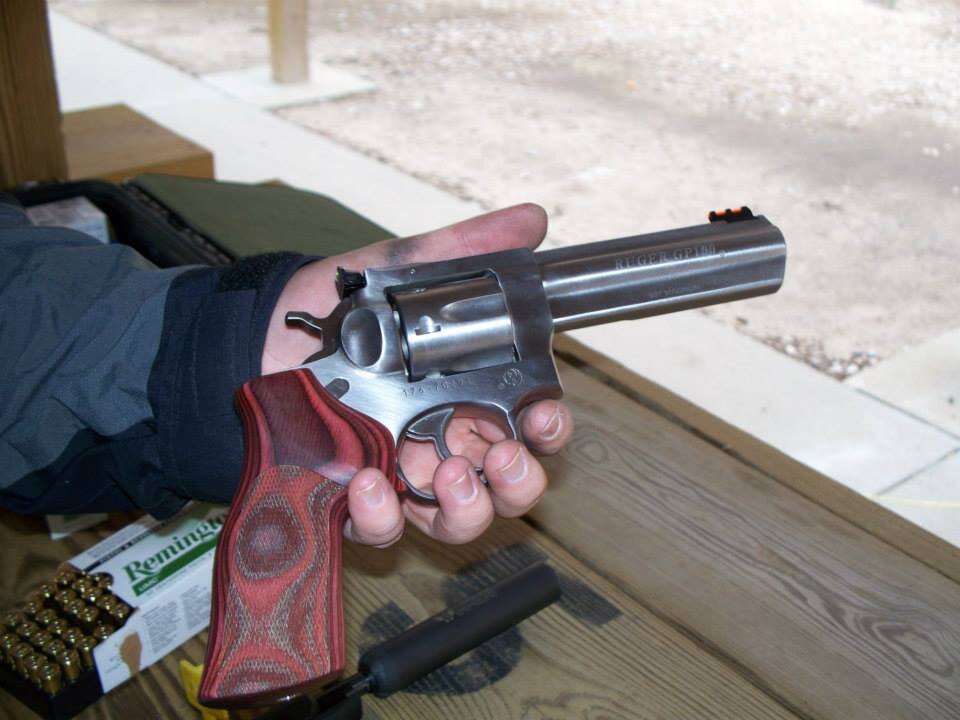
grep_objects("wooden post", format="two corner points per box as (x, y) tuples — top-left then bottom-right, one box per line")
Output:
(0, 1), (68, 187)
(268, 0), (309, 84)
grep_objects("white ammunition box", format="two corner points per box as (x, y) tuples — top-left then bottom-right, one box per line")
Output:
(68, 503), (225, 693)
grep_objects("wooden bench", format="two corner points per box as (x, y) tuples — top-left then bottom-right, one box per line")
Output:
(1, 354), (957, 719)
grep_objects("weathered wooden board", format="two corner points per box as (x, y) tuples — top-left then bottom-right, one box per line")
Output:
(532, 359), (960, 720)
(555, 335), (960, 585)
(269, 0), (309, 84)
(0, 1), (68, 187)
(0, 505), (803, 720)
(62, 104), (214, 182)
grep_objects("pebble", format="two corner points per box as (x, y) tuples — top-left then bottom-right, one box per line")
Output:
(763, 334), (881, 379)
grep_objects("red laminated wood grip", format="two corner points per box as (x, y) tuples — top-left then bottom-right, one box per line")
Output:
(199, 369), (397, 708)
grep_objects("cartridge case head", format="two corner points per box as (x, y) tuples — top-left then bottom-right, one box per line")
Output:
(92, 623), (115, 642)
(76, 635), (98, 670)
(55, 569), (78, 588)
(16, 621), (40, 642)
(54, 589), (78, 609)
(58, 648), (81, 682)
(48, 618), (70, 638)
(44, 639), (67, 659)
(40, 661), (62, 695)
(35, 608), (58, 628)
(61, 627), (83, 648)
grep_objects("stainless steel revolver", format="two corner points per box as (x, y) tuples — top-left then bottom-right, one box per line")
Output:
(199, 206), (786, 708)
(287, 205), (785, 499)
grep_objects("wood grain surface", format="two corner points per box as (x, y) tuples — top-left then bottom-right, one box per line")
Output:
(0, 1), (68, 187)
(555, 335), (960, 585)
(533, 359), (960, 720)
(202, 370), (397, 707)
(268, 0), (309, 84)
(0, 360), (956, 719)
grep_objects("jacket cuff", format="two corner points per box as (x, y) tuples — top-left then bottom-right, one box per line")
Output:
(148, 252), (318, 505)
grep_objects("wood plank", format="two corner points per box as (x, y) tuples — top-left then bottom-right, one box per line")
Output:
(268, 0), (310, 84)
(531, 359), (960, 719)
(62, 104), (214, 182)
(0, 512), (800, 719)
(555, 334), (960, 585)
(0, 1), (68, 187)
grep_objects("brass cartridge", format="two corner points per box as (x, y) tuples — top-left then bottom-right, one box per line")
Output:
(31, 631), (55, 653)
(48, 618), (70, 638)
(2, 610), (25, 631)
(71, 578), (94, 597)
(61, 627), (83, 648)
(16, 621), (40, 642)
(90, 573), (113, 591)
(64, 599), (86, 619)
(92, 623), (115, 642)
(40, 662), (62, 695)
(44, 639), (67, 659)
(111, 603), (132, 626)
(38, 581), (57, 600)
(1, 632), (20, 653)
(23, 590), (45, 607)
(55, 569), (78, 588)
(11, 642), (34, 674)
(22, 601), (42, 619)
(25, 652), (48, 686)
(35, 608), (58, 628)
(54, 589), (78, 609)
(96, 595), (117, 614)
(78, 606), (100, 634)
(76, 635), (98, 670)
(57, 648), (81, 682)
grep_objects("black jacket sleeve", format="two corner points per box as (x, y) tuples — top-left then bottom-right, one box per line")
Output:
(0, 193), (313, 518)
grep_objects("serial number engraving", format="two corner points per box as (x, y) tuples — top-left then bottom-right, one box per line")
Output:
(615, 244), (717, 270)
(401, 377), (471, 397)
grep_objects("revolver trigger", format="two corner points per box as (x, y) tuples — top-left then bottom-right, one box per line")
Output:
(405, 407), (456, 460)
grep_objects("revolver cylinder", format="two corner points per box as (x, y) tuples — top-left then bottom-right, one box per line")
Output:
(391, 276), (517, 380)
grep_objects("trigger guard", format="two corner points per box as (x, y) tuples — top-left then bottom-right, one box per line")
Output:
(397, 405), (516, 504)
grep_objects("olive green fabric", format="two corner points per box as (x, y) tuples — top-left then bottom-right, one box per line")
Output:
(131, 174), (394, 259)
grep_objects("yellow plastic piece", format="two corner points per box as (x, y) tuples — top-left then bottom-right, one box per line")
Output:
(178, 660), (230, 720)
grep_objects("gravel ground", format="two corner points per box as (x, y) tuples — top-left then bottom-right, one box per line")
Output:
(52, 0), (960, 379)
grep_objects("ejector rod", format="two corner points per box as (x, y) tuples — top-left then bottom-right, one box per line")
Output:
(535, 213), (786, 332)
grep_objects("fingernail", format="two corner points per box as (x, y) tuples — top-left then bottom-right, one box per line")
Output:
(499, 448), (528, 484)
(357, 477), (386, 508)
(448, 470), (478, 504)
(540, 406), (563, 441)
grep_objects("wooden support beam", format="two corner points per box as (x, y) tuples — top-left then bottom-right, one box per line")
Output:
(268, 0), (310, 84)
(0, 1), (68, 187)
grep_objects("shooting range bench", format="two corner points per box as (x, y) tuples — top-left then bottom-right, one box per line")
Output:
(1, 3), (957, 716)
(1, 340), (958, 718)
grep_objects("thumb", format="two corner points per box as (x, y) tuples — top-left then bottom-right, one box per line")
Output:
(340, 203), (549, 270)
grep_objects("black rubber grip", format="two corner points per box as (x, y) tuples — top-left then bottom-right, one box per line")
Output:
(358, 563), (561, 697)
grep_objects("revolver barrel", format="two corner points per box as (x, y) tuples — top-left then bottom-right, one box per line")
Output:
(536, 211), (786, 332)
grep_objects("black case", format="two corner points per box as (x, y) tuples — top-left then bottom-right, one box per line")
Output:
(13, 175), (393, 268)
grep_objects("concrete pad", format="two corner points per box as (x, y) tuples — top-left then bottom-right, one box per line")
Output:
(848, 328), (960, 437)
(876, 450), (960, 547)
(201, 64), (374, 109)
(571, 315), (960, 496)
(49, 13), (479, 236)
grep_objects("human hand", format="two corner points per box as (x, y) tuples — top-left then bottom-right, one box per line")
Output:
(262, 203), (574, 547)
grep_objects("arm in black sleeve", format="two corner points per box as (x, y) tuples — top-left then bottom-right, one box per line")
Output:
(0, 193), (313, 518)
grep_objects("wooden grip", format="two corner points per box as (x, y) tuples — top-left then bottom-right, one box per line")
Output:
(199, 369), (397, 708)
